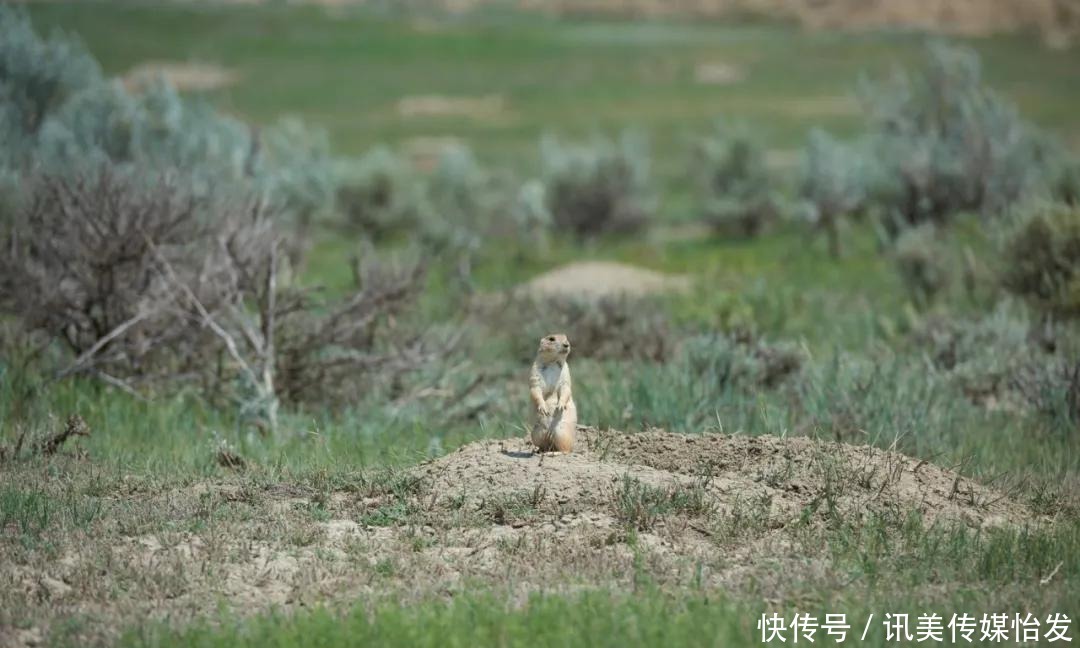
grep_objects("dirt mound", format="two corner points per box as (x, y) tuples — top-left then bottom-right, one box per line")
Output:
(0, 428), (1046, 645)
(418, 428), (1033, 530)
(521, 261), (691, 299)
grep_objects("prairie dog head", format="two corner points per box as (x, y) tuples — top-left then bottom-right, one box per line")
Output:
(537, 333), (571, 363)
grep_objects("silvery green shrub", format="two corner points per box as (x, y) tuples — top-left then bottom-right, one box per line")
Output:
(1, 8), (335, 231)
(336, 147), (427, 239)
(511, 179), (552, 253)
(859, 41), (1045, 235)
(692, 121), (780, 238)
(257, 117), (336, 229)
(680, 333), (803, 390)
(423, 145), (491, 251)
(540, 131), (653, 239)
(0, 5), (101, 143)
(796, 129), (870, 257)
(912, 304), (1076, 430)
(893, 223), (952, 307)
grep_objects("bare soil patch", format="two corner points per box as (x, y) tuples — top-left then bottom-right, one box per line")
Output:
(521, 261), (692, 299)
(693, 61), (745, 86)
(123, 61), (239, 93)
(764, 148), (801, 171)
(396, 94), (506, 120)
(401, 135), (468, 171)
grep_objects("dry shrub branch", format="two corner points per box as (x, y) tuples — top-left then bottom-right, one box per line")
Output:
(0, 167), (445, 425)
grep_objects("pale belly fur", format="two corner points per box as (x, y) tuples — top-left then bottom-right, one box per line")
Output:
(531, 364), (577, 452)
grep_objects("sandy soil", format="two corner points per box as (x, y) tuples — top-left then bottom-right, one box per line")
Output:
(0, 428), (1044, 647)
(521, 261), (692, 299)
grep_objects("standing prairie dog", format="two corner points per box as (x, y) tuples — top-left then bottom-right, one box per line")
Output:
(530, 333), (577, 453)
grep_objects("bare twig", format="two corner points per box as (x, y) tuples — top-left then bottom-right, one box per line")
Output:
(1041, 561), (1064, 585)
(55, 310), (152, 380)
(92, 370), (148, 401)
(144, 232), (260, 390)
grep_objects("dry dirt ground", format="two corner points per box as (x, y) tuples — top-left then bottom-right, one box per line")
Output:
(395, 94), (506, 120)
(123, 62), (239, 93)
(0, 428), (1042, 647)
(521, 261), (692, 299)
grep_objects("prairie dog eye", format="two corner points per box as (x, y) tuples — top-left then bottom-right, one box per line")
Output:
(547, 336), (555, 342)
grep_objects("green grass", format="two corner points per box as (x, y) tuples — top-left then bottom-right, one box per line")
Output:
(0, 484), (105, 549)
(122, 518), (1080, 648)
(124, 591), (754, 648)
(612, 474), (714, 530)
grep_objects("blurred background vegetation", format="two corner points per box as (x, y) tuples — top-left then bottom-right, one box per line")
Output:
(2, 0), (1078, 474)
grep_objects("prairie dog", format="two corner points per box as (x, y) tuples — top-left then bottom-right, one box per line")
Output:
(529, 333), (577, 453)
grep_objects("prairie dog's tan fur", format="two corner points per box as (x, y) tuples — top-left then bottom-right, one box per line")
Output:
(529, 333), (577, 453)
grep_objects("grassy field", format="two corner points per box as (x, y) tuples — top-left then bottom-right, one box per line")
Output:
(3, 2), (1080, 646)
(24, 2), (1080, 179)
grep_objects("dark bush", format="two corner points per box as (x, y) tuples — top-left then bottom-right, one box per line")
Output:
(692, 122), (780, 238)
(540, 132), (653, 239)
(0, 167), (439, 425)
(0, 167), (225, 385)
(336, 147), (427, 239)
(1000, 204), (1080, 319)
